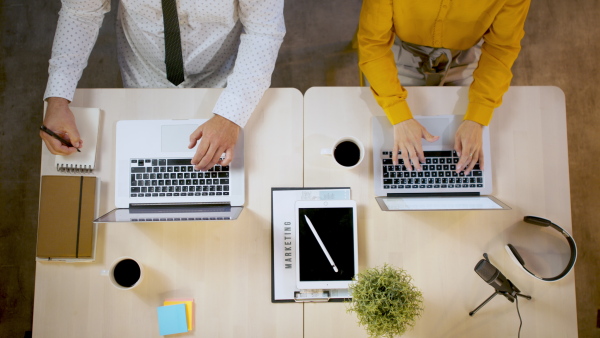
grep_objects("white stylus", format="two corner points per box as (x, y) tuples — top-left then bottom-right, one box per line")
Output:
(304, 215), (339, 273)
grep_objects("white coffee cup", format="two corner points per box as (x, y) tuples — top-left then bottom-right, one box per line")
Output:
(320, 137), (364, 169)
(100, 256), (144, 290)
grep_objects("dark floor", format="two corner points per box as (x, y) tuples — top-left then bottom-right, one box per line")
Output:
(1, 1), (598, 337)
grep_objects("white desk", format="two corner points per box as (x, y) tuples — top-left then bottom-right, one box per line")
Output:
(33, 88), (304, 337)
(33, 87), (578, 337)
(302, 87), (577, 337)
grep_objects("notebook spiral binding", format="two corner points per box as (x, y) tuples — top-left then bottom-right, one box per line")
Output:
(56, 163), (93, 174)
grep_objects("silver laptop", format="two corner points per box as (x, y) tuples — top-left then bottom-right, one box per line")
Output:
(372, 115), (510, 211)
(95, 119), (244, 222)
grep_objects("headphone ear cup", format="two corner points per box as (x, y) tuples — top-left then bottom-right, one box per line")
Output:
(506, 244), (525, 265)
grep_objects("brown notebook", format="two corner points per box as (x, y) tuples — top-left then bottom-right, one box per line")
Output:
(37, 176), (96, 260)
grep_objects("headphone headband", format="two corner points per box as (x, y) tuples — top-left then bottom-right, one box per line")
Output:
(523, 215), (552, 227)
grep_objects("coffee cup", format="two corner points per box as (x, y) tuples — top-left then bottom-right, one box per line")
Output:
(101, 257), (144, 290)
(321, 137), (364, 169)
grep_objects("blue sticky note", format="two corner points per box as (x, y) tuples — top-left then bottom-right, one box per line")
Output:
(157, 304), (188, 336)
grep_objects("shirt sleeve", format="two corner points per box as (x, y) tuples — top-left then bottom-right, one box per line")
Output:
(211, 0), (285, 128)
(43, 0), (110, 102)
(357, 0), (413, 125)
(465, 0), (531, 126)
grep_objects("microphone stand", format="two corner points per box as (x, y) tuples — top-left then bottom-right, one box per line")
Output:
(469, 279), (532, 316)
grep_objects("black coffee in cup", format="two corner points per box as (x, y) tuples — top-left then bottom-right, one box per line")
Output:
(113, 259), (141, 288)
(334, 141), (361, 167)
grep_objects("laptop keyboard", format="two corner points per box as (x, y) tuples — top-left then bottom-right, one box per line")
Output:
(381, 151), (484, 190)
(129, 158), (230, 197)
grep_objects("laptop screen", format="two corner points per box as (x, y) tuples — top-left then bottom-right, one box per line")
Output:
(376, 196), (510, 211)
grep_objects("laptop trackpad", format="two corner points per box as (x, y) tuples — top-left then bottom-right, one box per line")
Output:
(161, 124), (199, 152)
(417, 115), (460, 148)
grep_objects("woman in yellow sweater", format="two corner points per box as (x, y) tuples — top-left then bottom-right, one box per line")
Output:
(358, 0), (530, 174)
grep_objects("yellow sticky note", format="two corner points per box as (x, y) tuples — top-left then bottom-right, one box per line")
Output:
(164, 299), (194, 331)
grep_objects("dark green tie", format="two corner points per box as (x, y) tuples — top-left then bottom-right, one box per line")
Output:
(161, 0), (184, 86)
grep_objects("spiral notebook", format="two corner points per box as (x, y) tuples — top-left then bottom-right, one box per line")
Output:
(54, 107), (100, 173)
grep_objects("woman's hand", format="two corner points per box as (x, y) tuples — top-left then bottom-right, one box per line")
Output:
(392, 119), (439, 171)
(454, 120), (484, 175)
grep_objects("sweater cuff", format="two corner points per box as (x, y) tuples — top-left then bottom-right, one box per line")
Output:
(464, 102), (494, 126)
(384, 100), (413, 125)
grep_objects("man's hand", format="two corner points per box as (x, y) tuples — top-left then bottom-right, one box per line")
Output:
(189, 114), (241, 171)
(40, 97), (82, 155)
(454, 120), (484, 175)
(392, 119), (439, 171)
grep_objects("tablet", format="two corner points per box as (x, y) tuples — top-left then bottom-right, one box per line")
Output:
(295, 200), (358, 289)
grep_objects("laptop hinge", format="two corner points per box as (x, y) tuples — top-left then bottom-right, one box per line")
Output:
(387, 192), (480, 197)
(129, 202), (230, 209)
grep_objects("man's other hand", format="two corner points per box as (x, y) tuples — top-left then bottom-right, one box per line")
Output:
(189, 114), (240, 171)
(40, 97), (82, 155)
(392, 119), (439, 171)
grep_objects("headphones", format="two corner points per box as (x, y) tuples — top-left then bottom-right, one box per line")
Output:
(505, 216), (577, 282)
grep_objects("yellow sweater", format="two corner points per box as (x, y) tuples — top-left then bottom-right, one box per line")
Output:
(358, 0), (531, 126)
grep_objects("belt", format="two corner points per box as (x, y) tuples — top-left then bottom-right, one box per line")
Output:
(401, 41), (464, 86)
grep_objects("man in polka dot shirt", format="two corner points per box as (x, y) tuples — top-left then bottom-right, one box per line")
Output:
(40, 0), (285, 171)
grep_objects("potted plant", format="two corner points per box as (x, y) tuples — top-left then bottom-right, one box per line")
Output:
(347, 264), (424, 337)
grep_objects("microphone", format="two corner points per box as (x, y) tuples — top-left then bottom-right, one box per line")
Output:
(470, 253), (531, 317)
(474, 254), (514, 294)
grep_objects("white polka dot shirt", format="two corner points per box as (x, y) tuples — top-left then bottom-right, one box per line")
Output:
(44, 0), (285, 128)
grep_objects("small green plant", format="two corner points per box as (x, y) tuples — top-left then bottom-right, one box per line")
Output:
(347, 264), (424, 337)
